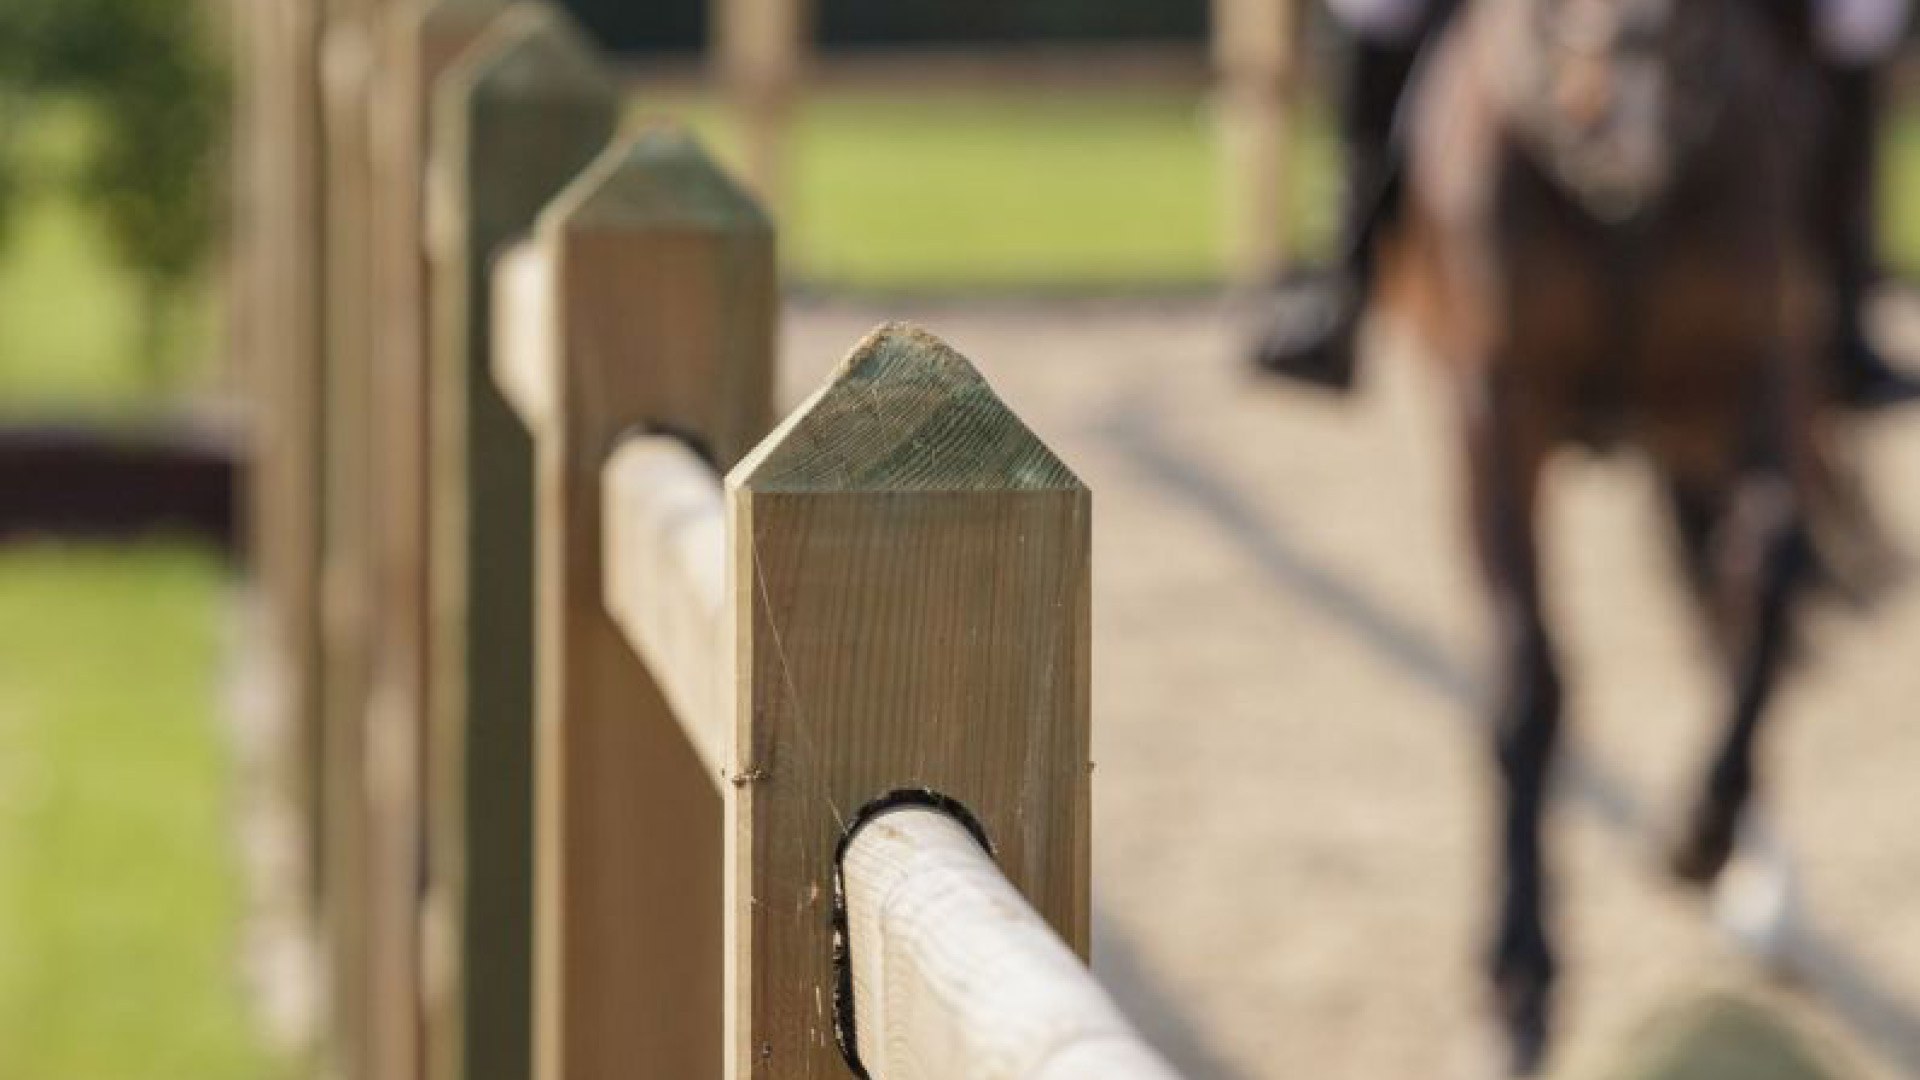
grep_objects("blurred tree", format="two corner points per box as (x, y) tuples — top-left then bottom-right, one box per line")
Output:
(0, 0), (226, 383)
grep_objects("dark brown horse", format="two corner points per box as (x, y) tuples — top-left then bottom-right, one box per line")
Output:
(1373, 0), (1873, 1069)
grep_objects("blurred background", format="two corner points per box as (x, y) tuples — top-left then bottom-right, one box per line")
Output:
(4, 1), (1920, 1079)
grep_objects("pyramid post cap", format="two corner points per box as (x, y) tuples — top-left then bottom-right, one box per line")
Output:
(459, 3), (615, 105)
(541, 126), (770, 234)
(731, 323), (1083, 494)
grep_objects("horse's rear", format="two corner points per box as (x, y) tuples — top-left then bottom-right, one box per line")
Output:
(1376, 0), (1859, 1069)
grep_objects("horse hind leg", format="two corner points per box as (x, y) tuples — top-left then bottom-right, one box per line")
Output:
(1662, 476), (1721, 606)
(1488, 608), (1562, 1075)
(1669, 471), (1813, 887)
(1466, 385), (1562, 1075)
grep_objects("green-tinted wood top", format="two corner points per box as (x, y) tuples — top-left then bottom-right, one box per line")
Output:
(732, 323), (1082, 493)
(543, 126), (771, 233)
(463, 4), (614, 106)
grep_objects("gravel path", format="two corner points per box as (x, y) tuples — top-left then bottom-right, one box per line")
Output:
(783, 298), (1920, 1080)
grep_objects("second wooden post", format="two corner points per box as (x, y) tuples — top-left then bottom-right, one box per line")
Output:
(515, 129), (775, 1080)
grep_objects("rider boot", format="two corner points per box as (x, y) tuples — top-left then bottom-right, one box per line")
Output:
(1823, 63), (1920, 408)
(1252, 36), (1419, 390)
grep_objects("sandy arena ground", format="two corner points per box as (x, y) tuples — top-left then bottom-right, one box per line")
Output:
(782, 298), (1920, 1080)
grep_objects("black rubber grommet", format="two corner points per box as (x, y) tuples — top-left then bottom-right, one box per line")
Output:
(611, 421), (718, 472)
(830, 789), (994, 1079)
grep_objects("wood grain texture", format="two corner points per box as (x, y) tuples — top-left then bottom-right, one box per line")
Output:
(523, 126), (774, 1080)
(423, 8), (616, 1079)
(600, 436), (729, 778)
(727, 324), (1091, 1080)
(842, 809), (1183, 1080)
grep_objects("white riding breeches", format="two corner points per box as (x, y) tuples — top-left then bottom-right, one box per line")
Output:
(1817, 0), (1913, 64)
(1323, 0), (1432, 44)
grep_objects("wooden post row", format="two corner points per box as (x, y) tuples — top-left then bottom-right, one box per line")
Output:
(236, 1), (1146, 1078)
(425, 6), (616, 1080)
(495, 123), (1112, 1080)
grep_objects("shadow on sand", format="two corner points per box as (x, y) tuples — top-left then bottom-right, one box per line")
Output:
(1090, 396), (1920, 1076)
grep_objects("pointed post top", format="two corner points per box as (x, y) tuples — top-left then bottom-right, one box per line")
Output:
(732, 324), (1082, 494)
(427, 0), (618, 258)
(541, 126), (771, 234)
(461, 2), (615, 106)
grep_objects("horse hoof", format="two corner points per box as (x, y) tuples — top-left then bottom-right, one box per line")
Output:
(1491, 975), (1553, 1077)
(1852, 371), (1920, 410)
(1252, 329), (1357, 390)
(1838, 344), (1920, 410)
(1669, 801), (1738, 887)
(1711, 812), (1806, 978)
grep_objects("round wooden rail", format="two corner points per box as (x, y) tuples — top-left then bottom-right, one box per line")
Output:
(841, 807), (1183, 1080)
(599, 435), (729, 782)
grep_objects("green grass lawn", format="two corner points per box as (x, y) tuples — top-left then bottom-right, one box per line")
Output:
(640, 89), (1920, 293)
(0, 106), (271, 1080)
(636, 89), (1341, 291)
(1882, 109), (1920, 279)
(0, 542), (274, 1080)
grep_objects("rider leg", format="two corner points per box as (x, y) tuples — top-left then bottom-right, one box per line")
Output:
(1253, 0), (1445, 387)
(1810, 0), (1920, 406)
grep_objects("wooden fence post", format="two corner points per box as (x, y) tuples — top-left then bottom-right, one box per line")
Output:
(1213, 0), (1296, 286)
(714, 0), (810, 215)
(365, 4), (506, 1078)
(502, 127), (774, 1080)
(726, 325), (1093, 1079)
(233, 0), (328, 1055)
(424, 7), (615, 1079)
(237, 0), (328, 875)
(318, 0), (385, 1072)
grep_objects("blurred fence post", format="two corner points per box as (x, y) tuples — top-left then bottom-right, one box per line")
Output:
(1213, 0), (1296, 287)
(317, 0), (385, 1072)
(424, 7), (616, 1079)
(233, 0), (329, 1055)
(236, 0), (328, 869)
(365, 3), (509, 1079)
(725, 325), (1094, 1078)
(495, 127), (774, 1080)
(715, 0), (810, 218)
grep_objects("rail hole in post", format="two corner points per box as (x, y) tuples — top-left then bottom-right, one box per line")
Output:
(612, 420), (719, 474)
(830, 788), (996, 1079)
